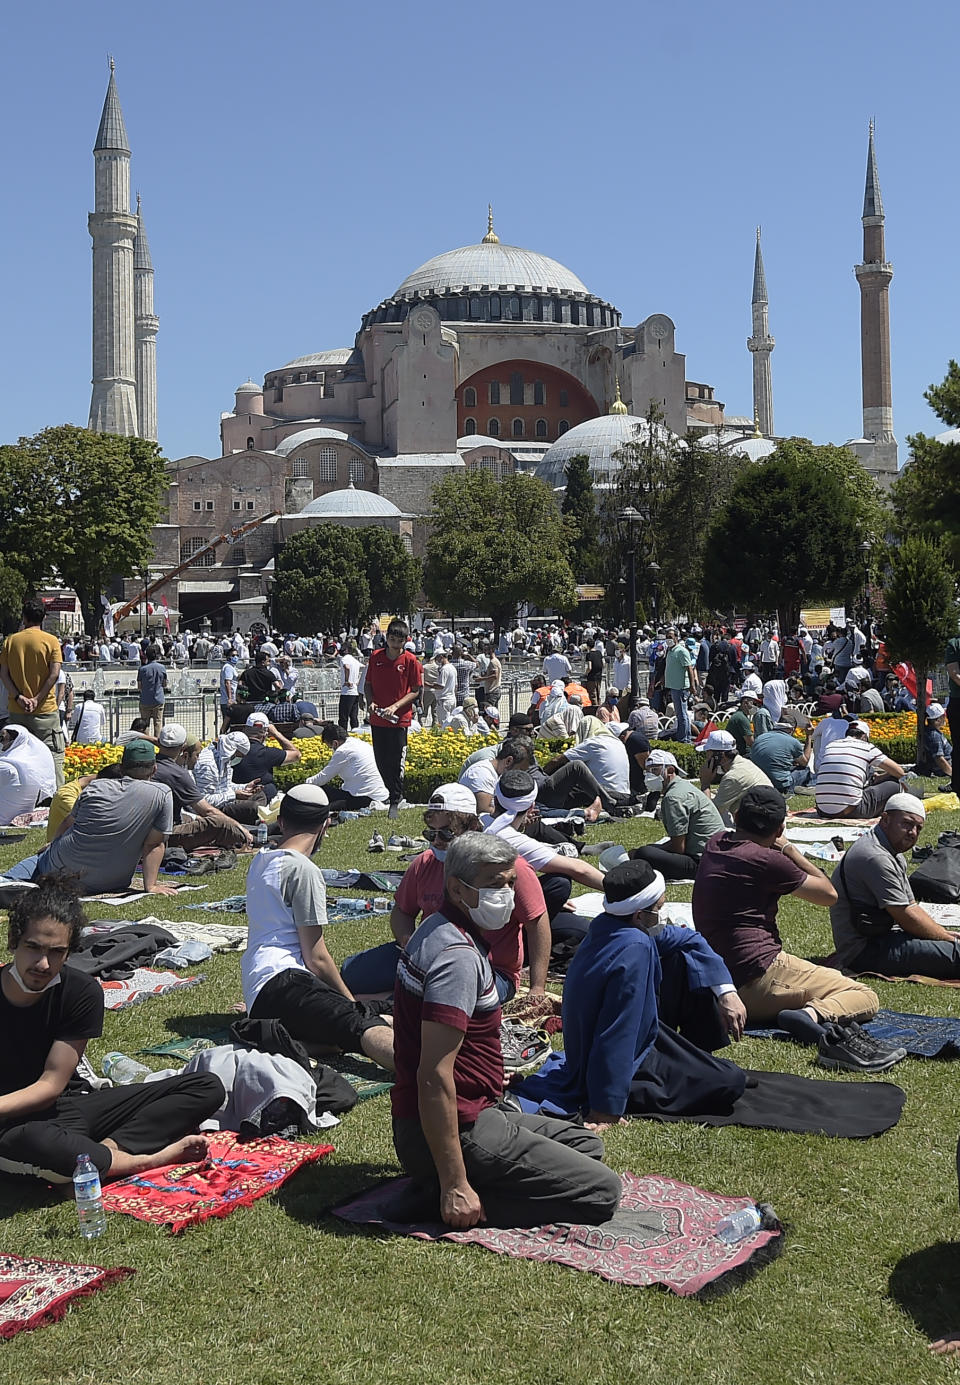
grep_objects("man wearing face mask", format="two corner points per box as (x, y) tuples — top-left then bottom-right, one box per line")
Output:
(242, 785), (395, 1071)
(632, 750), (723, 881)
(192, 731), (263, 825)
(340, 784), (551, 1002)
(512, 861), (746, 1130)
(0, 877), (223, 1183)
(391, 832), (622, 1229)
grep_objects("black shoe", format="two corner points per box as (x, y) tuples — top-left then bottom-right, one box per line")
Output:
(214, 851), (237, 872)
(840, 1019), (907, 1063)
(184, 856), (216, 875)
(816, 1022), (903, 1073)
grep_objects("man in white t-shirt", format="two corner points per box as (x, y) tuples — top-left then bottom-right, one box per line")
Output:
(540, 724), (631, 810)
(814, 722), (907, 819)
(338, 648), (361, 729)
(241, 785), (394, 1069)
(69, 690), (107, 744)
(219, 658), (238, 731)
(542, 649), (572, 682)
(306, 724), (388, 811)
(435, 651), (457, 729)
(459, 737), (531, 815)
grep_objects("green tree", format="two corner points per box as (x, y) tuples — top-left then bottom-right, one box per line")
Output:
(272, 525), (371, 631)
(882, 534), (957, 763)
(423, 470), (578, 634)
(892, 361), (960, 568)
(0, 563), (26, 634)
(703, 439), (869, 632)
(0, 425), (168, 636)
(356, 527), (421, 615)
(561, 455), (601, 581)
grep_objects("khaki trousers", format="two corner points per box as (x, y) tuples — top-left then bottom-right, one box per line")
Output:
(738, 951), (878, 1025)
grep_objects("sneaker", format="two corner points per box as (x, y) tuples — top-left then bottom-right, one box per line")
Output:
(581, 840), (618, 857)
(387, 835), (426, 850)
(367, 832), (385, 853)
(499, 1020), (552, 1075)
(184, 856), (216, 875)
(214, 850), (238, 872)
(841, 1019), (907, 1063)
(816, 1022), (904, 1073)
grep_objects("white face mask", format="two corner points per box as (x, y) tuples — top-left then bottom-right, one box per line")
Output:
(465, 885), (515, 931)
(644, 772), (663, 793)
(229, 756), (244, 767)
(8, 962), (62, 994)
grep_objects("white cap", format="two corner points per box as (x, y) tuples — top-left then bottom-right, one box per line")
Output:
(220, 731), (250, 757)
(158, 723), (187, 749)
(246, 712), (271, 729)
(740, 688), (759, 702)
(927, 702), (947, 720)
(429, 782), (478, 813)
(884, 792), (926, 820)
(647, 749), (679, 770)
(851, 720), (872, 738)
(701, 729), (737, 753)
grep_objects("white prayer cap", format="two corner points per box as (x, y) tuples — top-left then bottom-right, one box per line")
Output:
(884, 793), (926, 819)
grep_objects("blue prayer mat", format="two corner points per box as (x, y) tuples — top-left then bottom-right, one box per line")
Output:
(745, 1008), (960, 1058)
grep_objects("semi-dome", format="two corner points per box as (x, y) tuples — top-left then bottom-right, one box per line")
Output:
(282, 348), (359, 370)
(274, 427), (352, 457)
(299, 482), (402, 517)
(536, 412), (652, 489)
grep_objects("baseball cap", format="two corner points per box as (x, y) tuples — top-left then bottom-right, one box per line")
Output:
(701, 729), (737, 753)
(462, 696), (478, 711)
(849, 720), (872, 738)
(158, 723), (188, 749)
(647, 749), (679, 771)
(121, 738), (156, 766)
(736, 785), (788, 834)
(246, 712), (271, 730)
(428, 783), (478, 814)
(927, 702), (947, 720)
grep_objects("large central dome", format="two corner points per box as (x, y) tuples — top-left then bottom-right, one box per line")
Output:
(395, 243), (590, 297)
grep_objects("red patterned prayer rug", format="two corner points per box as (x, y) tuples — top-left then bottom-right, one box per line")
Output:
(333, 1172), (783, 1297)
(0, 1254), (134, 1339)
(100, 968), (205, 1011)
(101, 1132), (333, 1233)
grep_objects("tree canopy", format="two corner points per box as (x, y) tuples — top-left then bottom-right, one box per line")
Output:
(272, 524), (419, 631)
(892, 361), (960, 568)
(560, 455), (601, 582)
(423, 470), (578, 632)
(0, 425), (168, 636)
(882, 534), (957, 760)
(703, 439), (876, 632)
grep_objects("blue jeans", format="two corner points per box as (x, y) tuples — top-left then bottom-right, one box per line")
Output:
(3, 853), (40, 882)
(851, 930), (960, 980)
(789, 767), (813, 790)
(341, 939), (515, 1002)
(669, 688), (690, 742)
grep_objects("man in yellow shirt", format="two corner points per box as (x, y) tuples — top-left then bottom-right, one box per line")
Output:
(0, 597), (65, 786)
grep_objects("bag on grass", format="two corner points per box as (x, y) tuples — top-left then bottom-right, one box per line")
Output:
(911, 838), (960, 904)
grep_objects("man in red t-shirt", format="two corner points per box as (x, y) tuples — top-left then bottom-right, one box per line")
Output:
(340, 783), (551, 999)
(363, 618), (424, 814)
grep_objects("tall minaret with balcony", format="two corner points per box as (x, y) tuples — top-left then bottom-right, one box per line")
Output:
(88, 60), (139, 437)
(747, 227), (775, 437)
(134, 194), (159, 442)
(853, 121), (898, 479)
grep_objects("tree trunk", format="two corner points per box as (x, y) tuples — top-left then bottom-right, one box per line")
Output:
(915, 664), (927, 768)
(75, 581), (100, 642)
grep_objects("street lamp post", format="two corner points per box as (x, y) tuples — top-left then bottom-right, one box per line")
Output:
(859, 539), (871, 642)
(647, 561), (661, 628)
(618, 506), (641, 709)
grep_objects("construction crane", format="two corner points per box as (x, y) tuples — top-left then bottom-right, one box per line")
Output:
(111, 511), (279, 625)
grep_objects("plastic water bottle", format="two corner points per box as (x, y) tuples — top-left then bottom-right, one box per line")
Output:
(715, 1205), (763, 1244)
(102, 1052), (150, 1085)
(256, 821), (268, 847)
(74, 1154), (106, 1239)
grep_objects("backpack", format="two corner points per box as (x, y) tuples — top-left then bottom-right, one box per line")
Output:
(910, 833), (960, 904)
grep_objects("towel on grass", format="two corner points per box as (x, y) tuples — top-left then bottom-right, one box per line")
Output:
(187, 895), (247, 913)
(332, 1172), (783, 1298)
(746, 1007), (960, 1058)
(100, 968), (204, 1011)
(0, 1253), (133, 1339)
(101, 1130), (333, 1233)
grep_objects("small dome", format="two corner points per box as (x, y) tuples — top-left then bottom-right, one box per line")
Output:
(936, 427), (960, 446)
(236, 379), (261, 394)
(727, 435), (776, 462)
(536, 412), (655, 489)
(299, 483), (402, 518)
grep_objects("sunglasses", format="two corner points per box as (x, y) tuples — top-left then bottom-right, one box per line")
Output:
(422, 826), (457, 844)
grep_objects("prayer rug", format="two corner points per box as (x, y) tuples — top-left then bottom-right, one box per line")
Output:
(100, 968), (205, 1011)
(812, 953), (960, 989)
(325, 1054), (393, 1101)
(137, 1031), (230, 1061)
(332, 1172), (784, 1297)
(101, 1131), (333, 1233)
(502, 991), (564, 1031)
(186, 895), (248, 913)
(786, 810), (880, 826)
(746, 1007), (960, 1058)
(0, 1253), (134, 1339)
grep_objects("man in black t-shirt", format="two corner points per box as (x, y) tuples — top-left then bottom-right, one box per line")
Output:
(154, 724), (251, 851)
(0, 878), (223, 1183)
(232, 713), (301, 803)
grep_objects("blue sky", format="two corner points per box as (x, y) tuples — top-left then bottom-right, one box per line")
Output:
(1, 0), (956, 464)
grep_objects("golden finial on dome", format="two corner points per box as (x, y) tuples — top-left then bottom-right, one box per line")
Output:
(609, 379), (628, 415)
(482, 205), (500, 244)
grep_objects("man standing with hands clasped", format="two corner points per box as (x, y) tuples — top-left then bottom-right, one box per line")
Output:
(365, 619), (423, 817)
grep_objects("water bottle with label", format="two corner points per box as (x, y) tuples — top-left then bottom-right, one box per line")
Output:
(74, 1154), (106, 1239)
(714, 1205), (763, 1244)
(102, 1052), (151, 1085)
(256, 821), (268, 847)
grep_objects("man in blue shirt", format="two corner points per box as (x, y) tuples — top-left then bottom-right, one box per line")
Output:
(749, 727), (813, 794)
(136, 646), (167, 736)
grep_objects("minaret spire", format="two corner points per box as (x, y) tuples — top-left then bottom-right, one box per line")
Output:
(853, 120), (897, 480)
(88, 61), (138, 436)
(134, 194), (159, 442)
(747, 226), (775, 436)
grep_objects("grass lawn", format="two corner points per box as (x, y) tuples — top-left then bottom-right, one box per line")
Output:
(1, 801), (960, 1385)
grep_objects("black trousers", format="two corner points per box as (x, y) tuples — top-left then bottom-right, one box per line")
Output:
(537, 760), (606, 811)
(0, 1073), (225, 1183)
(338, 694), (360, 730)
(250, 968), (389, 1056)
(371, 725), (408, 803)
(632, 842), (700, 881)
(948, 699), (960, 794)
(325, 787), (375, 811)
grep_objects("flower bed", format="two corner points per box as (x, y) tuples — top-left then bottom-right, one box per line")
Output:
(64, 743), (123, 781)
(786, 711), (919, 765)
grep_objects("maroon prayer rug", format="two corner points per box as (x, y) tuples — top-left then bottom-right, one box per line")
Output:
(333, 1172), (783, 1297)
(101, 1132), (333, 1233)
(0, 1254), (134, 1338)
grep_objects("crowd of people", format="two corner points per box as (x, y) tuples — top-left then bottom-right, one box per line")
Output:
(0, 596), (959, 1259)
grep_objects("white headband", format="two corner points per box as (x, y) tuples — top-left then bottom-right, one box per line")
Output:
(603, 871), (666, 916)
(488, 784), (539, 834)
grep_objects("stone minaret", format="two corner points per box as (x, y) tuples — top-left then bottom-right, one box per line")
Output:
(747, 227), (774, 437)
(134, 194), (159, 441)
(854, 122), (897, 478)
(88, 60), (139, 437)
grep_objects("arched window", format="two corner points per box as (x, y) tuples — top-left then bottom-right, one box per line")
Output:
(470, 296), (482, 319)
(535, 418), (548, 438)
(463, 386), (476, 408)
(541, 299), (554, 322)
(464, 418), (477, 435)
(533, 381), (545, 406)
(246, 436), (255, 450)
(292, 458), (309, 478)
(558, 420), (569, 435)
(489, 296), (501, 319)
(505, 296), (520, 320)
(488, 418), (500, 437)
(512, 418), (524, 439)
(349, 458), (366, 484)
(317, 447), (337, 482)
